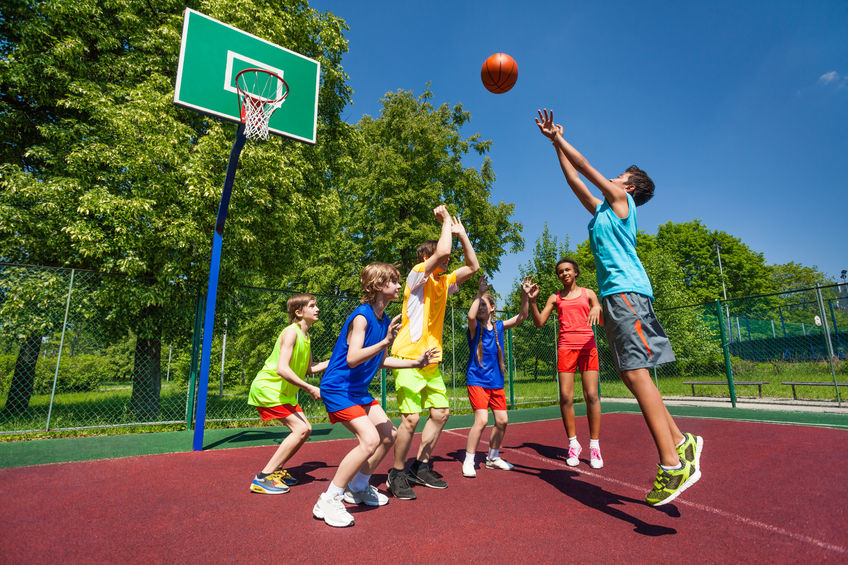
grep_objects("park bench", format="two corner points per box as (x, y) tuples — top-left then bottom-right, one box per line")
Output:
(683, 380), (769, 397)
(781, 381), (848, 400)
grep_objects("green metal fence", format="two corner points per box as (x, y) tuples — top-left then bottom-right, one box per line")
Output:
(1, 262), (846, 435)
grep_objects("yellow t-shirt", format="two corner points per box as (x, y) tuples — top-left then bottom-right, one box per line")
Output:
(391, 263), (458, 361)
(248, 324), (310, 407)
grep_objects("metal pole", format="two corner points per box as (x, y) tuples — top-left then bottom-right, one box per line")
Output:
(193, 124), (247, 451)
(715, 242), (731, 338)
(46, 269), (75, 431)
(166, 345), (172, 382)
(219, 317), (227, 396)
(715, 300), (737, 407)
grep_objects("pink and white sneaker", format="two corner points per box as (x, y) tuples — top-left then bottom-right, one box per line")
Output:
(566, 443), (582, 467)
(590, 446), (604, 469)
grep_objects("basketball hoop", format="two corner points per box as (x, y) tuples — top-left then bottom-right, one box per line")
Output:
(235, 68), (289, 140)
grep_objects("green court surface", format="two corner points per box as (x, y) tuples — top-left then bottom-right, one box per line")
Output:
(1, 402), (845, 469)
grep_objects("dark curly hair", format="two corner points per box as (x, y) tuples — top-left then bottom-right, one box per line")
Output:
(625, 165), (655, 206)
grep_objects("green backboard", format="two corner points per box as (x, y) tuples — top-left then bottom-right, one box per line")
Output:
(174, 8), (320, 144)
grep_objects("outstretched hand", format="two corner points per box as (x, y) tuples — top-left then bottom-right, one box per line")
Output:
(520, 275), (534, 296)
(478, 273), (492, 294)
(415, 347), (440, 367)
(433, 204), (451, 224)
(450, 215), (467, 237)
(535, 108), (558, 140)
(384, 314), (402, 346)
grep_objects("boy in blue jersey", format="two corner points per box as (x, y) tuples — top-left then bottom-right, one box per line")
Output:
(312, 263), (437, 528)
(535, 109), (703, 506)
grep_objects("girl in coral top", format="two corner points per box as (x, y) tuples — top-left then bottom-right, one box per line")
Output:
(528, 259), (604, 468)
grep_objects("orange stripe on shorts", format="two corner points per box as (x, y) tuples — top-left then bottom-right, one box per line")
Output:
(622, 294), (652, 358)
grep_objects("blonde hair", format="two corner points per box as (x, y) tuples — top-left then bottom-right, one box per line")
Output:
(287, 293), (315, 323)
(360, 262), (401, 304)
(476, 293), (505, 374)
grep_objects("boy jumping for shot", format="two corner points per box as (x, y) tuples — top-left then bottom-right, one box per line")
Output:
(248, 294), (328, 494)
(535, 109), (703, 506)
(387, 205), (480, 499)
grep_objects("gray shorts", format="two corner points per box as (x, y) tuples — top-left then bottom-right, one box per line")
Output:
(602, 292), (675, 372)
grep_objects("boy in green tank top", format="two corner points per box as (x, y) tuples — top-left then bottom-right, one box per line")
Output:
(248, 293), (328, 494)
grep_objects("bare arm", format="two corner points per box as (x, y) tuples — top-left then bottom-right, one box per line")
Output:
(275, 328), (321, 400)
(450, 216), (480, 285)
(381, 347), (439, 369)
(467, 274), (490, 337)
(422, 205), (453, 278)
(530, 291), (557, 328)
(345, 314), (401, 368)
(585, 288), (602, 327)
(307, 354), (329, 375)
(503, 276), (533, 330)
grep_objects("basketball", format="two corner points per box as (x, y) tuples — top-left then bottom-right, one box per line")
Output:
(481, 53), (518, 94)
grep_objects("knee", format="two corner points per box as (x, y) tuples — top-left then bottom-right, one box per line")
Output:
(292, 422), (311, 441)
(400, 414), (420, 432)
(431, 408), (450, 425)
(559, 394), (573, 406)
(380, 423), (397, 446)
(584, 392), (600, 405)
(494, 415), (508, 430)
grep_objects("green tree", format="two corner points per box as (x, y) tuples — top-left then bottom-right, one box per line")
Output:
(656, 220), (776, 303)
(0, 0), (352, 418)
(770, 262), (834, 291)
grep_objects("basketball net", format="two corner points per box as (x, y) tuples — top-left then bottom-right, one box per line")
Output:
(235, 68), (289, 141)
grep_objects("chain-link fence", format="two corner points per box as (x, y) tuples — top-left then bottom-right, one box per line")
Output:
(2, 262), (846, 435)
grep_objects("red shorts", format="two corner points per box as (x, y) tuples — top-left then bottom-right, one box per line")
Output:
(467, 386), (507, 411)
(256, 403), (302, 422)
(328, 400), (380, 424)
(557, 348), (599, 373)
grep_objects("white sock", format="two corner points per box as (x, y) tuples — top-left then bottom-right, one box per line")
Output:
(589, 439), (600, 449)
(660, 462), (684, 471)
(348, 472), (370, 492)
(569, 436), (579, 447)
(676, 436), (686, 448)
(326, 482), (345, 497)
(464, 452), (475, 465)
(488, 448), (499, 460)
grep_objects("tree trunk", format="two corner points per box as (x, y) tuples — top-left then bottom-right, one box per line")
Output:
(130, 337), (161, 420)
(2, 333), (42, 418)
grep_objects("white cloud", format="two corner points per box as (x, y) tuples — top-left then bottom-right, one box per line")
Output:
(818, 71), (839, 84)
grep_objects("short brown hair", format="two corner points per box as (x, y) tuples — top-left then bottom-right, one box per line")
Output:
(625, 165), (655, 206)
(286, 293), (315, 323)
(360, 262), (401, 304)
(417, 240), (437, 263)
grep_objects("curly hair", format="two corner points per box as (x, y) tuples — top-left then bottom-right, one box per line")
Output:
(625, 165), (655, 206)
(360, 262), (401, 304)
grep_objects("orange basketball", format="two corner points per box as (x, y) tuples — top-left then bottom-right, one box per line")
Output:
(481, 53), (518, 94)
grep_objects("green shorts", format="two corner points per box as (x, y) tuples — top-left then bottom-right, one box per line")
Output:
(395, 365), (449, 414)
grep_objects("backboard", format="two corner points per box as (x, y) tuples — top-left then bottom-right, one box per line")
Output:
(174, 8), (320, 144)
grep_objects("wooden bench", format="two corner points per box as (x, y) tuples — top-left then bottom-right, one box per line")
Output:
(683, 380), (769, 397)
(781, 381), (848, 400)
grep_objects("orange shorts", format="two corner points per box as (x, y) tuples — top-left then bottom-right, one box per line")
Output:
(557, 348), (599, 373)
(328, 400), (380, 423)
(467, 385), (507, 411)
(256, 403), (302, 422)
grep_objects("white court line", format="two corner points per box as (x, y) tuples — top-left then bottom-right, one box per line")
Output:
(444, 427), (846, 555)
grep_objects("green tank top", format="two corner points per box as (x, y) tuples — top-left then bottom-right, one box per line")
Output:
(248, 323), (311, 407)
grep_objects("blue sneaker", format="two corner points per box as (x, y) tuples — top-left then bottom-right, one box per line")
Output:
(250, 475), (290, 494)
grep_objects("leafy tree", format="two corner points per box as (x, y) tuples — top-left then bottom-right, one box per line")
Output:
(0, 0), (352, 417)
(655, 220), (776, 303)
(770, 262), (834, 291)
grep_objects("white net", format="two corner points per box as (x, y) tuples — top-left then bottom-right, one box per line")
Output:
(236, 69), (288, 141)
(241, 97), (282, 140)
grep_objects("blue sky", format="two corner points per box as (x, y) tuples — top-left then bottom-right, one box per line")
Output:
(311, 0), (847, 293)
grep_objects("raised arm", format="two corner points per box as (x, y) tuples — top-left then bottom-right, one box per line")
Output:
(527, 279), (557, 328)
(537, 111), (600, 215)
(450, 215), (480, 285)
(276, 328), (321, 400)
(503, 276), (533, 330)
(467, 273), (490, 337)
(537, 108), (630, 218)
(423, 205), (453, 278)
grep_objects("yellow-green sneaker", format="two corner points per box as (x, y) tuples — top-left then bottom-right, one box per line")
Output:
(676, 433), (703, 471)
(645, 460), (701, 506)
(269, 468), (298, 486)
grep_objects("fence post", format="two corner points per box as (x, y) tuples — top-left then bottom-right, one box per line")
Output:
(507, 326), (514, 410)
(815, 287), (841, 404)
(715, 300), (737, 407)
(380, 369), (387, 410)
(46, 269), (75, 431)
(185, 294), (204, 428)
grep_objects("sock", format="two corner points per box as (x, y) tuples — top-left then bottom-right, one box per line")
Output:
(349, 472), (370, 492)
(257, 472), (270, 479)
(660, 462), (684, 471)
(569, 436), (579, 448)
(411, 459), (423, 472)
(676, 436), (686, 448)
(464, 452), (475, 465)
(488, 448), (499, 460)
(326, 482), (345, 497)
(589, 439), (600, 449)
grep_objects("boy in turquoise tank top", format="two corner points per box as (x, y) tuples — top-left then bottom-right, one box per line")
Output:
(247, 293), (328, 495)
(535, 109), (703, 507)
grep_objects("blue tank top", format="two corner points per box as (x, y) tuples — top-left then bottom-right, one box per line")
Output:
(320, 303), (390, 413)
(588, 193), (653, 300)
(465, 320), (505, 389)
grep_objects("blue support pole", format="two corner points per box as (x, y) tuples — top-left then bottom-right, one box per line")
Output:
(193, 124), (247, 451)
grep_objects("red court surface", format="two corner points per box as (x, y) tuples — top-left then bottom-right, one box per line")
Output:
(1, 413), (846, 563)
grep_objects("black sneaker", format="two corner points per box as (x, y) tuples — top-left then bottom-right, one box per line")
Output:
(387, 468), (417, 500)
(408, 463), (448, 489)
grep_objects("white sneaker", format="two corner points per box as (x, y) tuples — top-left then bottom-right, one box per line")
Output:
(312, 492), (354, 527)
(344, 485), (389, 507)
(590, 446), (604, 469)
(485, 456), (514, 471)
(566, 443), (582, 467)
(462, 460), (477, 478)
